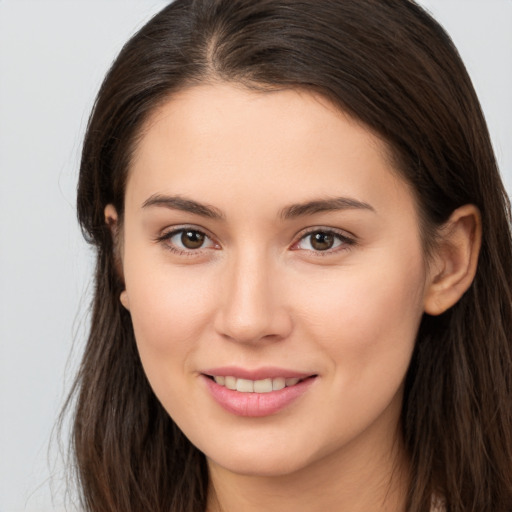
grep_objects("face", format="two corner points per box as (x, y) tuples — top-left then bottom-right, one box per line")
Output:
(116, 83), (431, 478)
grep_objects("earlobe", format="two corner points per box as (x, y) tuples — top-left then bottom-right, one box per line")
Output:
(424, 204), (482, 316)
(104, 204), (118, 229)
(120, 290), (130, 310)
(104, 204), (126, 292)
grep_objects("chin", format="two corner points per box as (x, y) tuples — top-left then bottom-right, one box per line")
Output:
(201, 433), (325, 478)
(208, 451), (312, 478)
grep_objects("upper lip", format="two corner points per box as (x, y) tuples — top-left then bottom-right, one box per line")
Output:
(201, 366), (315, 380)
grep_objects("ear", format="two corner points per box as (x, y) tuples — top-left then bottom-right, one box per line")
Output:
(104, 204), (130, 311)
(119, 290), (130, 310)
(104, 204), (118, 232)
(424, 204), (482, 316)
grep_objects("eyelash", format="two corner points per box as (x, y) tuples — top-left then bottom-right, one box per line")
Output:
(155, 226), (219, 256)
(292, 228), (356, 256)
(155, 226), (356, 256)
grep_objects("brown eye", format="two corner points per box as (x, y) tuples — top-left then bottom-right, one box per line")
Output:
(310, 232), (335, 251)
(294, 229), (353, 253)
(160, 228), (217, 253)
(181, 230), (205, 249)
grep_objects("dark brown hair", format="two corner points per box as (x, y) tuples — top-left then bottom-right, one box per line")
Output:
(68, 1), (512, 510)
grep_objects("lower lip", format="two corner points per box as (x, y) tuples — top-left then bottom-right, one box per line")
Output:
(202, 375), (316, 417)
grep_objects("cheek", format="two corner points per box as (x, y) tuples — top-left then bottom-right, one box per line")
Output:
(284, 254), (427, 447)
(123, 252), (217, 372)
(123, 264), (220, 430)
(293, 249), (426, 381)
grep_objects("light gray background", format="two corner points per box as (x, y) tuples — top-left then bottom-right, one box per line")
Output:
(0, 1), (511, 511)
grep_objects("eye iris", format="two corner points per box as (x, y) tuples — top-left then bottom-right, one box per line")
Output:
(181, 230), (205, 249)
(311, 232), (334, 251)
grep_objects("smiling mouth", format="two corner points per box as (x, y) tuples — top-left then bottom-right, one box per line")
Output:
(205, 375), (314, 393)
(203, 373), (318, 416)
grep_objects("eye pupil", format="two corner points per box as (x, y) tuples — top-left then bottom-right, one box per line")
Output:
(311, 232), (334, 251)
(181, 230), (205, 249)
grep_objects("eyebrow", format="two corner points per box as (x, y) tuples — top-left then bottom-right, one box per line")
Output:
(142, 194), (225, 220)
(141, 193), (375, 220)
(280, 197), (375, 219)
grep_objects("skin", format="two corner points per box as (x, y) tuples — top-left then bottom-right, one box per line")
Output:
(106, 83), (481, 512)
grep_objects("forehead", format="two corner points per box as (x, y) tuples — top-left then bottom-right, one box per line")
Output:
(126, 83), (414, 219)
(134, 83), (390, 165)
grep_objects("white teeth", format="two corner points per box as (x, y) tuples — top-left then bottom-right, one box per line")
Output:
(236, 378), (254, 392)
(225, 376), (237, 390)
(212, 375), (303, 393)
(272, 377), (285, 391)
(254, 378), (273, 393)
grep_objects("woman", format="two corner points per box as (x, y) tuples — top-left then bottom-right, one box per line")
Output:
(68, 0), (512, 510)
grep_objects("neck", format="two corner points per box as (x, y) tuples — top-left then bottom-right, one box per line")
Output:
(206, 425), (409, 512)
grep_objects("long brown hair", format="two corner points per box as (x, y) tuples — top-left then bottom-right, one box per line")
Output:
(67, 1), (512, 510)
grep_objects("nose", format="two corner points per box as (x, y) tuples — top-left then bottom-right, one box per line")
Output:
(213, 249), (293, 345)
